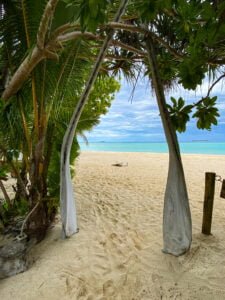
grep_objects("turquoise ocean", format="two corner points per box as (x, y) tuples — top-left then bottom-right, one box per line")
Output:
(80, 142), (225, 155)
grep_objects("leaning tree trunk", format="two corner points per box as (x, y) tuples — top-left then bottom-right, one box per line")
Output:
(60, 0), (129, 238)
(145, 36), (192, 256)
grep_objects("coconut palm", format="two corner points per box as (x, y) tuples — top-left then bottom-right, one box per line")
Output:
(0, 0), (120, 239)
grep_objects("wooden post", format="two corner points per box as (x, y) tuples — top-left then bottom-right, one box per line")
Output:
(202, 172), (216, 235)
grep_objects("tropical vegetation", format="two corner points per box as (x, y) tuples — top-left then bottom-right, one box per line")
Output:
(0, 0), (120, 240)
(0, 0), (224, 260)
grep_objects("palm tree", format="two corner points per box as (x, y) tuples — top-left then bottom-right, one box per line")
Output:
(0, 0), (120, 239)
(59, 0), (130, 238)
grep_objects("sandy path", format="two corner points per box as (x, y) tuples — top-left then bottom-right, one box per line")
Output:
(1, 152), (225, 299)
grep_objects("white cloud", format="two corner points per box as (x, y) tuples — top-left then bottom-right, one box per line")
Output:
(83, 76), (225, 142)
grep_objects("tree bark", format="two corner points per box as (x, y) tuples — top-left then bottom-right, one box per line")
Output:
(145, 36), (192, 256)
(15, 160), (28, 202)
(2, 0), (59, 101)
(60, 0), (129, 238)
(0, 179), (11, 207)
(2, 47), (44, 100)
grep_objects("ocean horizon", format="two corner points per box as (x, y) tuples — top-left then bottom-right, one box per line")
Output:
(80, 142), (225, 155)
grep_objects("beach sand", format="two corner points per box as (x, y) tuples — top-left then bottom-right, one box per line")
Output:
(1, 151), (225, 299)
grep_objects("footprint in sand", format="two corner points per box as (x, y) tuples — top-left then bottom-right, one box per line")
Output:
(103, 279), (116, 298)
(128, 231), (143, 251)
(64, 276), (88, 299)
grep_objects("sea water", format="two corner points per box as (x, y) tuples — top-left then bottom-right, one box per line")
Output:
(80, 142), (225, 155)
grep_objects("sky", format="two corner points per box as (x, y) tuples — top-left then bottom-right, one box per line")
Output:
(80, 76), (225, 143)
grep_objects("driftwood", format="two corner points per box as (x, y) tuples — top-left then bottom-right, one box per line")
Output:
(112, 162), (128, 167)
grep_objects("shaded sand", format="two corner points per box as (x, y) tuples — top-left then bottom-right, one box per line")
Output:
(1, 152), (225, 299)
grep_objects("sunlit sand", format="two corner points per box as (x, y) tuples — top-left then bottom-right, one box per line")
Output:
(1, 151), (225, 299)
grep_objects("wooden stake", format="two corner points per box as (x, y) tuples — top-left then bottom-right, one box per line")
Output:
(202, 172), (216, 235)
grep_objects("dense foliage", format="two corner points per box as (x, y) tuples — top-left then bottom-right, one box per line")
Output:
(0, 0), (120, 232)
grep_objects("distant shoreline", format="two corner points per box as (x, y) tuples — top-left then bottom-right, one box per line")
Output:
(79, 141), (224, 143)
(79, 141), (225, 155)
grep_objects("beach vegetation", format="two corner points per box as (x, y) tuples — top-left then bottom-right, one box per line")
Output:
(167, 95), (220, 133)
(166, 97), (193, 133)
(134, 0), (225, 255)
(0, 0), (225, 275)
(0, 0), (119, 240)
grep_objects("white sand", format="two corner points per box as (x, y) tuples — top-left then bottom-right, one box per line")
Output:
(1, 151), (225, 299)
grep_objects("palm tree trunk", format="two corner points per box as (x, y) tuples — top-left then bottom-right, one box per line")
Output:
(145, 36), (192, 256)
(2, 0), (59, 101)
(60, 0), (129, 238)
(0, 179), (11, 207)
(15, 159), (28, 202)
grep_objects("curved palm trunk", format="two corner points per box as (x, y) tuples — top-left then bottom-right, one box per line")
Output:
(145, 36), (192, 256)
(60, 0), (129, 238)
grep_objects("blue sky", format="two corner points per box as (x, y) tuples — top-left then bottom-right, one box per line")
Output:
(81, 76), (225, 143)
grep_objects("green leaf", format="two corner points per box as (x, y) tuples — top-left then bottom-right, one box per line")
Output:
(75, 0), (109, 32)
(170, 97), (177, 106)
(167, 97), (192, 132)
(178, 97), (185, 109)
(192, 96), (219, 130)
